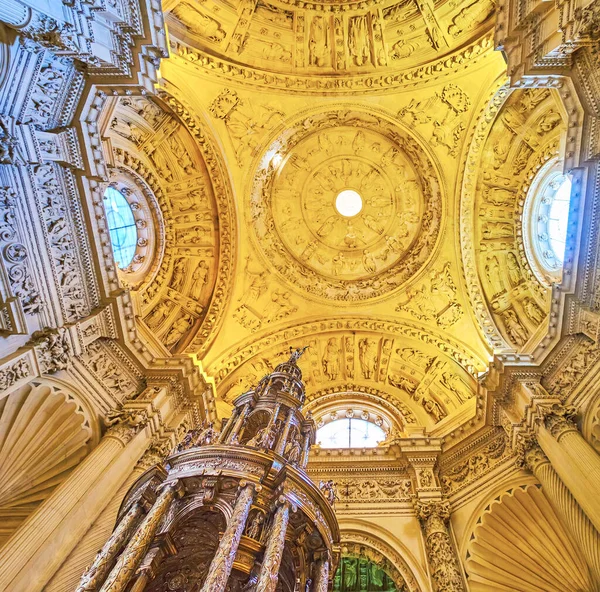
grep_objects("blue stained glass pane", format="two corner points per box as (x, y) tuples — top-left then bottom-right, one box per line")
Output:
(104, 187), (137, 268)
(547, 177), (571, 264)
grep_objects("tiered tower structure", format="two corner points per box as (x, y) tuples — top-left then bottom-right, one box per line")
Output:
(78, 348), (339, 592)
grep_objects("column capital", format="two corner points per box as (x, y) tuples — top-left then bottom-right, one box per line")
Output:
(415, 499), (451, 528)
(104, 407), (150, 445)
(536, 403), (579, 440)
(514, 434), (549, 472)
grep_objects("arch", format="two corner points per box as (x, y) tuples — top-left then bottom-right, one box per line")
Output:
(146, 506), (227, 592)
(0, 380), (95, 547)
(463, 483), (593, 591)
(459, 81), (576, 354)
(337, 519), (427, 592)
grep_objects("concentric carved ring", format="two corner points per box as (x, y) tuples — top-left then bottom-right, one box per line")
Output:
(250, 108), (442, 301)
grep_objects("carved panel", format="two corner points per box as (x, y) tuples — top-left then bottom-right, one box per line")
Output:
(250, 108), (442, 301)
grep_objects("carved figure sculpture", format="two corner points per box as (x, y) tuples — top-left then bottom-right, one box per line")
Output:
(506, 252), (522, 286)
(309, 16), (329, 67)
(319, 480), (338, 506)
(503, 309), (528, 345)
(523, 297), (545, 325)
(164, 314), (193, 348)
(322, 338), (340, 380)
(245, 512), (264, 540)
(358, 338), (378, 379)
(349, 16), (370, 66)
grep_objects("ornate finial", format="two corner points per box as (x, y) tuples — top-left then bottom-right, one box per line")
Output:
(288, 346), (309, 363)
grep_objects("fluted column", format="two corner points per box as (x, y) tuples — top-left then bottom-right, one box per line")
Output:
(313, 557), (330, 592)
(0, 417), (152, 592)
(225, 404), (251, 444)
(300, 434), (311, 468)
(76, 500), (145, 592)
(416, 500), (465, 592)
(218, 408), (239, 444)
(99, 482), (180, 592)
(518, 439), (600, 583)
(0, 0), (29, 27)
(275, 409), (294, 455)
(536, 403), (600, 534)
(256, 499), (290, 592)
(200, 482), (257, 592)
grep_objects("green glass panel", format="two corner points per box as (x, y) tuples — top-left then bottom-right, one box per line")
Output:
(332, 555), (398, 592)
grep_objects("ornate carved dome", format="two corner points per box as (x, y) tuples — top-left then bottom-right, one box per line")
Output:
(249, 108), (442, 301)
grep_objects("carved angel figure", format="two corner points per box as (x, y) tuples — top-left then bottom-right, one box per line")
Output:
(319, 480), (338, 506)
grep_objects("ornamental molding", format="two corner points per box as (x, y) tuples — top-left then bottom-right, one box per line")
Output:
(247, 105), (444, 302)
(340, 529), (422, 592)
(168, 34), (495, 96)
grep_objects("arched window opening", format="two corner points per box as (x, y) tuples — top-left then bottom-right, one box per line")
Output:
(104, 186), (137, 269)
(333, 556), (398, 591)
(523, 162), (573, 284)
(317, 417), (386, 448)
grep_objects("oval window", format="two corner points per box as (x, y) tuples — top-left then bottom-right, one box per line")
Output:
(523, 162), (573, 284)
(104, 186), (138, 269)
(316, 417), (386, 448)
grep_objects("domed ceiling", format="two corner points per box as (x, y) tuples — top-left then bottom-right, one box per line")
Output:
(164, 0), (496, 85)
(106, 0), (571, 440)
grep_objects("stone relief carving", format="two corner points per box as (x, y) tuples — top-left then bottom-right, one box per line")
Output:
(0, 358), (30, 391)
(31, 164), (90, 322)
(335, 478), (413, 502)
(399, 84), (470, 156)
(396, 262), (463, 327)
(30, 328), (70, 374)
(0, 187), (43, 316)
(460, 86), (563, 350)
(209, 88), (284, 166)
(440, 434), (508, 493)
(250, 108), (442, 301)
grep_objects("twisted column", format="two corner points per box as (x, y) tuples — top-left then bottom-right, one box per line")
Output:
(200, 482), (257, 592)
(76, 500), (145, 592)
(313, 557), (330, 592)
(536, 403), (600, 533)
(518, 439), (600, 583)
(415, 500), (465, 592)
(218, 408), (240, 444)
(99, 482), (180, 592)
(256, 499), (291, 592)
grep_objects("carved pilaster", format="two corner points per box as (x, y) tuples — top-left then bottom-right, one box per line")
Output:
(76, 501), (145, 592)
(255, 498), (291, 592)
(415, 500), (465, 592)
(98, 482), (181, 592)
(200, 482), (257, 592)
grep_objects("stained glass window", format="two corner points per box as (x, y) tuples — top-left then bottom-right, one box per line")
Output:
(317, 418), (386, 448)
(546, 176), (571, 264)
(104, 187), (137, 268)
(333, 556), (398, 592)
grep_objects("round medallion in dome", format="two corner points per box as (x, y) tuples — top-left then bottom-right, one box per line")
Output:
(250, 109), (443, 301)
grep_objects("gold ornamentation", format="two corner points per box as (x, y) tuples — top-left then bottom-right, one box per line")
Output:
(250, 108), (442, 301)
